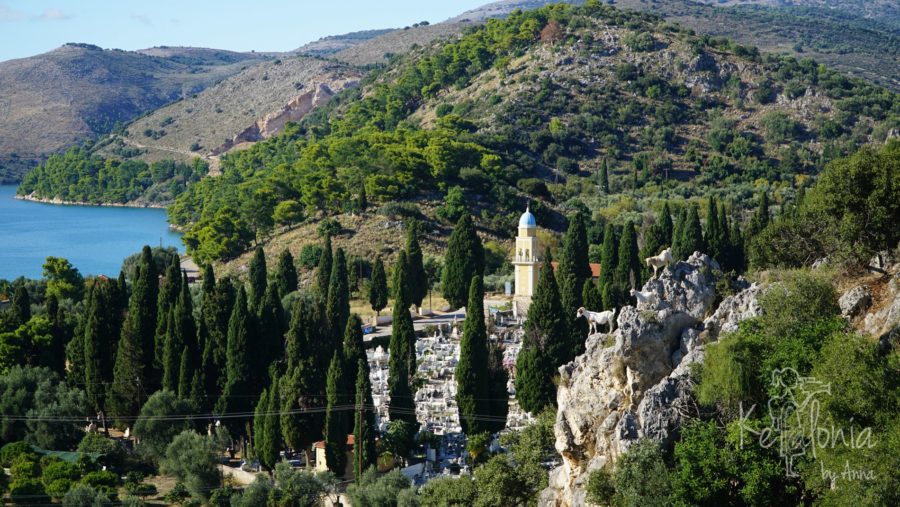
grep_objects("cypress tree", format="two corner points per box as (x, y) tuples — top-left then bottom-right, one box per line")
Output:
(705, 196), (723, 262)
(255, 376), (281, 472)
(316, 235), (333, 297)
(485, 341), (509, 433)
(525, 255), (568, 368)
(352, 358), (377, 481)
(274, 249), (298, 298)
(83, 279), (117, 412)
(178, 347), (191, 400)
(368, 256), (388, 316)
(406, 220), (428, 308)
(326, 248), (350, 345)
(218, 287), (254, 434)
(174, 275), (197, 369)
(108, 316), (146, 423)
(324, 351), (347, 476)
(357, 184), (367, 212)
(162, 309), (180, 392)
(441, 214), (484, 309)
(456, 276), (489, 436)
(155, 257), (181, 368)
(201, 264), (215, 295)
(582, 279), (603, 312)
(201, 277), (235, 400)
(599, 157), (610, 194)
(285, 297), (311, 371)
(256, 283), (284, 384)
(249, 246), (267, 312)
(599, 224), (619, 310)
(343, 314), (366, 378)
(729, 221), (747, 273)
(641, 202), (674, 279)
(748, 191), (770, 238)
(46, 294), (68, 374)
(11, 286), (30, 328)
(392, 251), (411, 313)
(282, 362), (324, 467)
(615, 221), (642, 291)
(388, 253), (416, 426)
(671, 207), (687, 259)
(131, 246), (159, 385)
(515, 337), (556, 414)
(677, 205), (706, 259)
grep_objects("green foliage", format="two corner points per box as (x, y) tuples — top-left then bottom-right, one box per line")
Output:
(218, 287), (254, 435)
(0, 366), (86, 450)
(613, 439), (671, 507)
(368, 256), (388, 315)
(406, 221), (428, 308)
(442, 214), (485, 309)
(297, 244), (323, 270)
(760, 111), (801, 144)
(161, 431), (219, 502)
(345, 468), (413, 507)
(623, 31), (656, 51)
(326, 248), (350, 340)
(61, 484), (111, 507)
(133, 390), (193, 463)
(456, 276), (490, 436)
(253, 381), (281, 472)
(352, 359), (377, 481)
(419, 475), (477, 505)
(274, 250), (298, 298)
(324, 352), (347, 476)
(499, 409), (557, 498)
(42, 257), (84, 302)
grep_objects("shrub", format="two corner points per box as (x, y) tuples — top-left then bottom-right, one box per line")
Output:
(10, 478), (49, 505)
(297, 244), (323, 270)
(623, 31), (656, 51)
(1, 441), (35, 467)
(586, 468), (615, 506)
(317, 218), (341, 238)
(160, 431), (219, 501)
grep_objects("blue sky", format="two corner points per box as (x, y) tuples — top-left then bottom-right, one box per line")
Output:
(0, 0), (488, 62)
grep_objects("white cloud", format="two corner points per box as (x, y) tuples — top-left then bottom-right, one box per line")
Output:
(33, 8), (72, 21)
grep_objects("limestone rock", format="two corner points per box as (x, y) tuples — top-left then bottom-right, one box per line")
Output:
(840, 285), (873, 319)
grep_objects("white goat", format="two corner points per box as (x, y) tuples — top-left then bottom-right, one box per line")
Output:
(645, 247), (673, 278)
(630, 288), (657, 307)
(576, 307), (617, 335)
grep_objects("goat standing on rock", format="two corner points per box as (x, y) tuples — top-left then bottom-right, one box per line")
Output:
(576, 307), (617, 334)
(645, 247), (673, 278)
(629, 288), (657, 308)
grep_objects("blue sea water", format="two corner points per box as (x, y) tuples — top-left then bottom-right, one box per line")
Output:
(0, 185), (183, 280)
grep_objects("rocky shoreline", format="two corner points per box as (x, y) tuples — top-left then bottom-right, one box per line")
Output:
(14, 192), (169, 210)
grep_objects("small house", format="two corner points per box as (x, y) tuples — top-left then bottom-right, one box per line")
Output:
(312, 435), (355, 478)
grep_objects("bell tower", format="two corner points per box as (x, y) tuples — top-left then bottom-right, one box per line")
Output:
(513, 206), (540, 318)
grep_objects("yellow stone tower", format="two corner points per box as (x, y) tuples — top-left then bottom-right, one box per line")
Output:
(513, 206), (540, 318)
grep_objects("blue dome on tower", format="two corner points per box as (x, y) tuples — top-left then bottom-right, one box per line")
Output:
(518, 206), (536, 228)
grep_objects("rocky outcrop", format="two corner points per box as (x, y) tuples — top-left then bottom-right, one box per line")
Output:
(863, 274), (900, 337)
(540, 253), (765, 506)
(211, 76), (358, 155)
(840, 285), (873, 319)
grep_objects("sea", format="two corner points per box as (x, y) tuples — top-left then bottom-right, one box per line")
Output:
(0, 185), (183, 280)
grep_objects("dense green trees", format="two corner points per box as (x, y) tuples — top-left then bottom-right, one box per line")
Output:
(81, 278), (119, 412)
(456, 276), (490, 436)
(218, 288), (254, 433)
(133, 390), (193, 463)
(388, 251), (417, 427)
(326, 248), (350, 343)
(274, 250), (298, 297)
(253, 378), (281, 472)
(442, 214), (485, 309)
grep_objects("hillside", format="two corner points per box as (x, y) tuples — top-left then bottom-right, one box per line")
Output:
(94, 56), (362, 167)
(157, 3), (896, 264)
(293, 29), (395, 56)
(0, 43), (266, 182)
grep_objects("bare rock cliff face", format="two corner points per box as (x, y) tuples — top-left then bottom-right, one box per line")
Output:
(540, 252), (764, 506)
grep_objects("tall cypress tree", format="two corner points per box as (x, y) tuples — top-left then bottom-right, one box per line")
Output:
(253, 387), (272, 470)
(178, 347), (192, 400)
(599, 157), (610, 194)
(599, 224), (620, 310)
(558, 212), (591, 356)
(705, 196), (723, 262)
(218, 287), (254, 434)
(456, 276), (489, 436)
(441, 214), (484, 309)
(133, 246), (159, 386)
(255, 377), (281, 472)
(388, 253), (416, 426)
(174, 275), (196, 372)
(515, 336), (556, 414)
(249, 246), (267, 312)
(83, 279), (116, 412)
(582, 279), (603, 312)
(162, 309), (180, 393)
(282, 361), (324, 467)
(343, 314), (366, 378)
(109, 306), (146, 423)
(485, 342), (509, 433)
(274, 249), (298, 298)
(368, 256), (388, 317)
(747, 191), (770, 238)
(671, 207), (687, 260)
(615, 221), (641, 291)
(11, 286), (30, 328)
(352, 358), (376, 481)
(201, 276), (235, 401)
(525, 255), (569, 367)
(326, 248), (350, 346)
(155, 257), (181, 369)
(641, 202), (674, 279)
(677, 205), (706, 259)
(406, 220), (428, 309)
(316, 235), (333, 297)
(256, 283), (284, 385)
(392, 251), (411, 314)
(324, 351), (347, 476)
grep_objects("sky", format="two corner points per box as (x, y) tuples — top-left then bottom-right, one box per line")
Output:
(0, 0), (489, 62)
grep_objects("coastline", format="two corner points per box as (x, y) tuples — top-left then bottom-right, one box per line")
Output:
(14, 192), (169, 210)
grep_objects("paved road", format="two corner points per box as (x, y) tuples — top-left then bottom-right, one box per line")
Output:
(366, 310), (467, 341)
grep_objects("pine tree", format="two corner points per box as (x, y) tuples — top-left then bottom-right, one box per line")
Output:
(441, 214), (484, 309)
(485, 341), (509, 433)
(83, 279), (117, 412)
(599, 157), (610, 194)
(676, 205), (706, 259)
(218, 287), (254, 434)
(406, 220), (428, 309)
(388, 253), (416, 426)
(582, 279), (603, 312)
(599, 224), (619, 310)
(526, 255), (569, 368)
(326, 248), (350, 345)
(615, 221), (641, 291)
(352, 358), (376, 481)
(456, 276), (489, 436)
(324, 351), (347, 476)
(274, 249), (298, 298)
(368, 256), (388, 316)
(11, 286), (30, 328)
(249, 246), (268, 312)
(316, 235), (333, 297)
(155, 257), (181, 368)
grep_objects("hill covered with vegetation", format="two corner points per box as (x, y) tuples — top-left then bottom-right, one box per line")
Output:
(0, 44), (266, 182)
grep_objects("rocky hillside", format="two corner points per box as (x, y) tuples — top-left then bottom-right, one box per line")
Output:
(294, 29), (395, 57)
(0, 43), (265, 182)
(94, 56), (362, 167)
